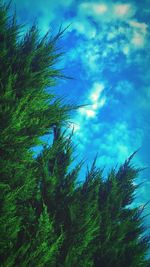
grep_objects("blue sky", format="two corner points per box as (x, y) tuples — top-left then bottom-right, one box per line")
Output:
(7, 0), (150, 230)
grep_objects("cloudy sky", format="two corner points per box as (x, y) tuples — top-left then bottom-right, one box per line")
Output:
(7, 0), (150, 228)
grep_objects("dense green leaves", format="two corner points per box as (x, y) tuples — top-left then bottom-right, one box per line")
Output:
(0, 3), (150, 267)
(0, 2), (68, 266)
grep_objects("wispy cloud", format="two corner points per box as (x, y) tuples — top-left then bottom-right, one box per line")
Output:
(78, 82), (106, 119)
(78, 2), (136, 22)
(113, 3), (135, 18)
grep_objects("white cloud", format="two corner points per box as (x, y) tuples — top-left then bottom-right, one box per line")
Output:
(72, 20), (96, 39)
(129, 20), (148, 32)
(99, 97), (106, 107)
(89, 83), (104, 102)
(79, 2), (108, 16)
(78, 82), (106, 120)
(67, 22), (147, 76)
(69, 122), (80, 132)
(122, 45), (130, 56)
(91, 3), (108, 14)
(64, 0), (149, 74)
(85, 109), (96, 118)
(78, 1), (136, 23)
(70, 82), (107, 150)
(114, 4), (133, 17)
(131, 32), (145, 47)
(79, 107), (96, 118)
(92, 97), (106, 109)
(129, 20), (148, 48)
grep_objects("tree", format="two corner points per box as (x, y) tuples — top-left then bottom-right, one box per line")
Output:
(94, 156), (150, 267)
(0, 2), (69, 266)
(37, 130), (101, 267)
(38, 136), (150, 267)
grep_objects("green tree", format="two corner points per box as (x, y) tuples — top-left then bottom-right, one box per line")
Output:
(63, 159), (101, 267)
(94, 155), (150, 267)
(37, 130), (101, 267)
(38, 135), (150, 267)
(0, 2), (69, 266)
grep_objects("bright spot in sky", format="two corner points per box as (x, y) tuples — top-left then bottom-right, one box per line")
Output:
(114, 4), (131, 16)
(92, 97), (106, 110)
(79, 2), (107, 16)
(122, 45), (130, 55)
(86, 109), (96, 117)
(69, 122), (80, 132)
(78, 82), (106, 119)
(92, 103), (99, 110)
(79, 108), (96, 118)
(92, 4), (108, 14)
(129, 20), (148, 32)
(132, 32), (144, 47)
(90, 83), (105, 102)
(129, 20), (147, 48)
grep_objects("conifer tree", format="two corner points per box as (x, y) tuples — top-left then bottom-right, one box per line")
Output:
(63, 160), (101, 267)
(37, 127), (150, 267)
(0, 2), (69, 266)
(35, 128), (81, 266)
(94, 156), (150, 267)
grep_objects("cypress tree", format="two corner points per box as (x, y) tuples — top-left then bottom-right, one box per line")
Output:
(63, 159), (101, 267)
(0, 2), (69, 266)
(35, 128), (81, 266)
(94, 155), (150, 267)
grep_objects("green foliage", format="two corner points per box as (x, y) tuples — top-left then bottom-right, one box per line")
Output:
(0, 2), (69, 266)
(94, 160), (150, 267)
(15, 204), (64, 267)
(63, 160), (101, 267)
(0, 2), (150, 267)
(0, 185), (20, 266)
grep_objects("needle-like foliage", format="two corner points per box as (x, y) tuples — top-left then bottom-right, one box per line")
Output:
(0, 2), (70, 266)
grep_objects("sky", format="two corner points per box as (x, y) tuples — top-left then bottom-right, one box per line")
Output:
(6, 0), (150, 234)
